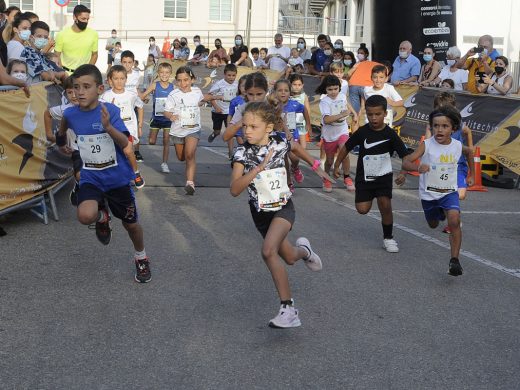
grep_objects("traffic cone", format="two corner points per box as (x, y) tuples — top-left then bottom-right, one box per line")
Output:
(407, 136), (425, 176)
(162, 34), (173, 59)
(467, 146), (488, 192)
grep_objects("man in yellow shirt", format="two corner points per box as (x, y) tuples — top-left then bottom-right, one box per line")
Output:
(456, 35), (496, 94)
(55, 4), (98, 73)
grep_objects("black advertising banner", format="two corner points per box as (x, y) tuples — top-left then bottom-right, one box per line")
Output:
(371, 0), (456, 62)
(393, 87), (520, 161)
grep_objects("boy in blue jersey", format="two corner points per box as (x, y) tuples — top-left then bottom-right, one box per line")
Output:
(56, 64), (151, 283)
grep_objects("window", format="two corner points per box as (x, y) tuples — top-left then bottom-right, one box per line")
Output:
(8, 0), (33, 11)
(209, 0), (232, 22)
(164, 0), (188, 19)
(67, 0), (92, 14)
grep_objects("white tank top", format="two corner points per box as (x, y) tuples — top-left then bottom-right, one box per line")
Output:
(487, 72), (511, 95)
(419, 137), (462, 200)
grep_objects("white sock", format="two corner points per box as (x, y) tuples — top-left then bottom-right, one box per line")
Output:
(135, 249), (147, 260)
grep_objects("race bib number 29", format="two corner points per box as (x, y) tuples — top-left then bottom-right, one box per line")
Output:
(77, 133), (118, 170)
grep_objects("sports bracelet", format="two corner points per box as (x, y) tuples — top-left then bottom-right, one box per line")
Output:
(311, 159), (320, 171)
(56, 133), (67, 147)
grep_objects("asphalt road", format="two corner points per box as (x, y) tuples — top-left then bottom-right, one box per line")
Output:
(2, 106), (520, 390)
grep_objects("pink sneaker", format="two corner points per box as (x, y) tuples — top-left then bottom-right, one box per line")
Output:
(322, 178), (332, 193)
(292, 166), (304, 183)
(343, 176), (355, 191)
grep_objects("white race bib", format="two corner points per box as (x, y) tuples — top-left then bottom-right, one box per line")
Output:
(154, 97), (167, 116)
(330, 100), (345, 126)
(253, 167), (291, 211)
(77, 133), (118, 170)
(116, 100), (133, 122)
(285, 112), (296, 130)
(222, 88), (236, 102)
(180, 105), (200, 128)
(425, 163), (457, 194)
(295, 113), (305, 127)
(363, 152), (392, 181)
(384, 109), (394, 127)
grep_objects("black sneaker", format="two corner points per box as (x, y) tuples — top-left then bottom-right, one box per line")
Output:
(69, 182), (80, 206)
(135, 258), (152, 283)
(448, 257), (463, 276)
(207, 132), (217, 143)
(134, 172), (145, 189)
(134, 150), (144, 162)
(95, 208), (112, 245)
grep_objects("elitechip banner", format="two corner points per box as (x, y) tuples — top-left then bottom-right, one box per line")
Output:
(0, 83), (72, 211)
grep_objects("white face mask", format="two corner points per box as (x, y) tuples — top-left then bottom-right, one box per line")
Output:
(18, 29), (31, 41)
(357, 53), (365, 61)
(399, 50), (409, 59)
(333, 58), (342, 63)
(446, 59), (456, 66)
(194, 41), (200, 47)
(12, 72), (27, 81)
(324, 49), (332, 56)
(112, 34), (117, 38)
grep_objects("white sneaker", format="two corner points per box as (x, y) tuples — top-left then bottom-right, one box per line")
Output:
(160, 162), (170, 173)
(296, 237), (322, 271)
(268, 304), (301, 328)
(383, 238), (399, 253)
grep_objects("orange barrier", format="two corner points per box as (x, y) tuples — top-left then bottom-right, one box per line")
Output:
(162, 35), (173, 59)
(467, 146), (488, 192)
(407, 136), (425, 176)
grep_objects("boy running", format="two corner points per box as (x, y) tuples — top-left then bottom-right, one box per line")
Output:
(333, 95), (409, 253)
(56, 64), (151, 283)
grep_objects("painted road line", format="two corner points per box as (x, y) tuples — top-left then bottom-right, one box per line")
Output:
(304, 188), (520, 280)
(393, 210), (520, 215)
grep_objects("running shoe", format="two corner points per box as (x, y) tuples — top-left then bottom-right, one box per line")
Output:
(134, 172), (145, 189)
(185, 181), (195, 195)
(442, 226), (451, 234)
(268, 303), (301, 329)
(344, 176), (355, 191)
(134, 150), (144, 162)
(292, 166), (304, 183)
(383, 238), (399, 253)
(160, 162), (170, 173)
(69, 181), (80, 207)
(448, 257), (463, 276)
(322, 178), (332, 193)
(289, 182), (295, 193)
(95, 207), (112, 246)
(296, 237), (323, 271)
(135, 257), (152, 283)
(207, 132), (217, 143)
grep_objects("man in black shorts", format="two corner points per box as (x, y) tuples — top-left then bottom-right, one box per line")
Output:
(334, 95), (409, 253)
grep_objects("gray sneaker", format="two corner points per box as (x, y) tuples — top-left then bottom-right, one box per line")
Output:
(296, 237), (322, 271)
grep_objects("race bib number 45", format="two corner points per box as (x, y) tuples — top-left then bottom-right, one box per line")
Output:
(426, 163), (457, 193)
(77, 133), (118, 170)
(253, 167), (291, 211)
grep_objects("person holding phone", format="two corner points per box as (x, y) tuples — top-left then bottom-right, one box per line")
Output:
(477, 56), (513, 96)
(456, 35), (496, 93)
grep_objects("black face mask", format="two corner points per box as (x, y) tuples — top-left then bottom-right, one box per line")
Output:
(181, 41), (186, 46)
(495, 66), (504, 74)
(215, 44), (221, 49)
(76, 20), (88, 30)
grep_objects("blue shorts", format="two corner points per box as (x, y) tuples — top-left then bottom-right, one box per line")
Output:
(278, 129), (299, 142)
(78, 183), (138, 224)
(421, 192), (460, 222)
(458, 164), (468, 189)
(236, 128), (243, 138)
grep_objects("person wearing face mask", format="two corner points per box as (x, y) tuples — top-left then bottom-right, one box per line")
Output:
(456, 35), (497, 94)
(431, 46), (468, 91)
(175, 37), (190, 60)
(343, 51), (356, 73)
(478, 56), (512, 96)
(208, 38), (229, 65)
(54, 4), (98, 73)
(346, 43), (381, 113)
(309, 34), (331, 76)
(19, 21), (67, 84)
(190, 34), (206, 64)
(296, 37), (311, 61)
(418, 45), (441, 87)
(333, 39), (343, 50)
(6, 14), (30, 62)
(390, 40), (421, 86)
(105, 29), (120, 73)
(148, 36), (161, 60)
(229, 34), (251, 67)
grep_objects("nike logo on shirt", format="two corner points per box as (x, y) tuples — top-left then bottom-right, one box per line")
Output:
(364, 139), (389, 149)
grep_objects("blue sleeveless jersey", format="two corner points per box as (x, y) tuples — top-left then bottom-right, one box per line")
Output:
(152, 81), (174, 126)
